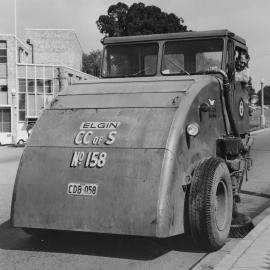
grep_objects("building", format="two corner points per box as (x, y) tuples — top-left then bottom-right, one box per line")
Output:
(0, 29), (94, 144)
(24, 29), (83, 70)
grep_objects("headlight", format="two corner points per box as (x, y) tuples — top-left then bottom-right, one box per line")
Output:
(187, 123), (200, 136)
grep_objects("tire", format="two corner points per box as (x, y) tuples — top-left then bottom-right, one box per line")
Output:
(17, 139), (25, 145)
(189, 157), (233, 251)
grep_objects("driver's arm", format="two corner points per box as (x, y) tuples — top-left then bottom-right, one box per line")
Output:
(235, 68), (250, 83)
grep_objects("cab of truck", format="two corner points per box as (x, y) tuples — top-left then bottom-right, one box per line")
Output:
(101, 29), (249, 134)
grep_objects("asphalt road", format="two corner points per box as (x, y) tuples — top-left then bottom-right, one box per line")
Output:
(250, 107), (270, 130)
(240, 129), (270, 219)
(0, 129), (270, 270)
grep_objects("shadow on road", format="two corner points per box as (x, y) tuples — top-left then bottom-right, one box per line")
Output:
(0, 220), (201, 260)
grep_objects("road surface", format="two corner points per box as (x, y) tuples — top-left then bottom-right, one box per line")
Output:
(0, 129), (270, 270)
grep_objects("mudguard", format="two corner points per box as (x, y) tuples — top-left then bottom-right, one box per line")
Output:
(11, 76), (226, 237)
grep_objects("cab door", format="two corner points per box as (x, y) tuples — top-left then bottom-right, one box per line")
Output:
(233, 45), (250, 135)
(226, 39), (249, 135)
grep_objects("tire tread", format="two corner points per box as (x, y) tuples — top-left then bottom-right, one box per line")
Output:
(189, 157), (232, 251)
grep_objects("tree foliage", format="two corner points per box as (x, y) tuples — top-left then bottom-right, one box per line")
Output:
(247, 78), (255, 99)
(82, 50), (102, 77)
(257, 85), (270, 105)
(96, 2), (187, 37)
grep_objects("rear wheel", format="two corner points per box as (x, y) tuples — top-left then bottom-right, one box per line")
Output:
(189, 157), (233, 251)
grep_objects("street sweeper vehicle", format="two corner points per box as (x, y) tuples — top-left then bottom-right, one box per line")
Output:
(11, 29), (256, 251)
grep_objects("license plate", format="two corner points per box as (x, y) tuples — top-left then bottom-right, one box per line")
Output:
(67, 183), (98, 196)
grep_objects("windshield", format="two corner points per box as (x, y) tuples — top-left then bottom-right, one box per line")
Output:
(101, 43), (159, 78)
(162, 39), (223, 75)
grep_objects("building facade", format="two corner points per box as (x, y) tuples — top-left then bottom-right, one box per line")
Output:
(0, 29), (93, 144)
(24, 29), (83, 70)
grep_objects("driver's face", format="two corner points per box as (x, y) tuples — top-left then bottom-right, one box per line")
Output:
(236, 54), (248, 71)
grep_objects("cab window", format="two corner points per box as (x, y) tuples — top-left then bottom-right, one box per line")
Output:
(162, 39), (223, 75)
(101, 43), (159, 78)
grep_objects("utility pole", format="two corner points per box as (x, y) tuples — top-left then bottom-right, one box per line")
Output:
(12, 0), (18, 144)
(14, 0), (17, 39)
(260, 78), (265, 128)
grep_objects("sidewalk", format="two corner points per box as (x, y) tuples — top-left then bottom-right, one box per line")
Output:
(214, 211), (270, 270)
(213, 128), (270, 269)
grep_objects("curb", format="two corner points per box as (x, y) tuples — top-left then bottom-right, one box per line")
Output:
(214, 128), (270, 269)
(214, 209), (270, 270)
(250, 126), (270, 135)
(0, 144), (25, 148)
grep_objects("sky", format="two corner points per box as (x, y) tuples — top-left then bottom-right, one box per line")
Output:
(0, 0), (269, 89)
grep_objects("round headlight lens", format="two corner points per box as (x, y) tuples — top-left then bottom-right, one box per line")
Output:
(187, 123), (200, 136)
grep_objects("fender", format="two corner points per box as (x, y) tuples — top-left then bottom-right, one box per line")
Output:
(157, 77), (226, 236)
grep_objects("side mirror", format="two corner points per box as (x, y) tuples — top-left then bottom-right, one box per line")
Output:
(250, 94), (258, 105)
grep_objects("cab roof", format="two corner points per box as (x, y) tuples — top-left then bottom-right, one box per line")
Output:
(102, 29), (246, 45)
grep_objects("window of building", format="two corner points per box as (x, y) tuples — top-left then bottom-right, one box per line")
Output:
(0, 41), (7, 63)
(27, 79), (35, 93)
(18, 93), (26, 121)
(18, 78), (53, 121)
(18, 79), (26, 121)
(18, 47), (24, 63)
(19, 79), (26, 92)
(0, 42), (7, 49)
(0, 63), (7, 78)
(28, 93), (36, 116)
(45, 80), (52, 93)
(0, 41), (7, 78)
(0, 107), (11, 132)
(0, 85), (7, 92)
(37, 79), (43, 93)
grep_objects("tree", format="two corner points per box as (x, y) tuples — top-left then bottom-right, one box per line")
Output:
(96, 2), (187, 37)
(247, 77), (256, 100)
(82, 50), (102, 77)
(257, 85), (270, 105)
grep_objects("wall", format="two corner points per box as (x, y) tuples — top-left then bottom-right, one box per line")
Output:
(24, 29), (83, 70)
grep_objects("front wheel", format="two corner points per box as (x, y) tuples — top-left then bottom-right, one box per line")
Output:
(189, 157), (233, 251)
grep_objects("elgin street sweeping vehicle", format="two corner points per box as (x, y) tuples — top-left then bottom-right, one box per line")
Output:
(11, 30), (255, 251)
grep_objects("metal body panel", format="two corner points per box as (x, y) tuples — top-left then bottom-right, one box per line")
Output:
(12, 147), (164, 236)
(156, 77), (226, 236)
(233, 81), (249, 134)
(28, 108), (176, 148)
(102, 29), (246, 45)
(11, 75), (227, 237)
(62, 77), (194, 95)
(53, 92), (184, 109)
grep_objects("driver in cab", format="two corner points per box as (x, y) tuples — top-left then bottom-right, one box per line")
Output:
(235, 51), (250, 83)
